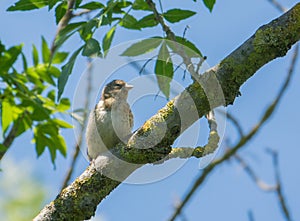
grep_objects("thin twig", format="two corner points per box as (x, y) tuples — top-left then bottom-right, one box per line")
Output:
(248, 210), (255, 221)
(73, 9), (92, 17)
(145, 0), (201, 81)
(266, 149), (292, 221)
(217, 110), (244, 138)
(61, 58), (93, 190)
(234, 154), (277, 191)
(168, 44), (298, 221)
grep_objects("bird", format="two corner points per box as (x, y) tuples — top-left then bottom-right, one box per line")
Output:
(86, 79), (134, 161)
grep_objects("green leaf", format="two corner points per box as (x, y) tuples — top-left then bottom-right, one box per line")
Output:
(47, 90), (56, 101)
(79, 19), (97, 41)
(82, 38), (101, 57)
(47, 65), (61, 78)
(102, 26), (116, 57)
(79, 1), (104, 9)
(0, 41), (5, 53)
(52, 52), (69, 64)
(21, 52), (28, 71)
(54, 22), (85, 51)
(55, 1), (67, 24)
(163, 9), (196, 23)
(41, 37), (50, 63)
(136, 14), (158, 29)
(166, 36), (202, 58)
(30, 98), (51, 121)
(15, 114), (32, 137)
(132, 0), (151, 11)
(49, 0), (60, 10)
(116, 1), (132, 8)
(35, 64), (56, 85)
(1, 100), (14, 133)
(203, 0), (216, 12)
(56, 134), (67, 157)
(57, 98), (70, 111)
(120, 14), (140, 30)
(52, 119), (73, 128)
(155, 42), (173, 98)
(58, 47), (83, 100)
(32, 44), (39, 66)
(75, 0), (83, 8)
(35, 122), (68, 162)
(34, 132), (46, 157)
(7, 0), (48, 11)
(0, 45), (23, 72)
(121, 37), (162, 57)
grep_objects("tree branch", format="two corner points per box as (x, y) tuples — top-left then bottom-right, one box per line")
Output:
(50, 0), (76, 56)
(168, 40), (298, 221)
(34, 4), (300, 220)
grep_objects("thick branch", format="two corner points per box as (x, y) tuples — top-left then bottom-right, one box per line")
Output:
(34, 4), (300, 220)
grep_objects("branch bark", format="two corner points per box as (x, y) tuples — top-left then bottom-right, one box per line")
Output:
(34, 3), (300, 220)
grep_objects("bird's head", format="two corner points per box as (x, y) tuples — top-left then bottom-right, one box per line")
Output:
(102, 79), (133, 101)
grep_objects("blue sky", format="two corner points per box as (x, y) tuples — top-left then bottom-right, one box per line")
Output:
(0, 0), (300, 220)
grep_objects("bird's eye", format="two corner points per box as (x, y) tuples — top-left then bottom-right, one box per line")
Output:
(114, 83), (122, 89)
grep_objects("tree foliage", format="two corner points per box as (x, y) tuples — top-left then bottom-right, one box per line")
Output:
(1, 0), (215, 164)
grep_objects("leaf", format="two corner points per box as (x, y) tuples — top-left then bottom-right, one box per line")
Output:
(136, 14), (158, 29)
(58, 46), (83, 100)
(32, 44), (39, 66)
(116, 1), (132, 8)
(0, 45), (23, 72)
(15, 114), (32, 137)
(55, 1), (67, 24)
(57, 98), (70, 111)
(35, 64), (56, 85)
(48, 0), (60, 10)
(54, 22), (85, 51)
(163, 9), (196, 23)
(203, 0), (216, 12)
(7, 0), (48, 11)
(121, 37), (162, 57)
(52, 119), (73, 128)
(41, 37), (50, 63)
(34, 131), (46, 157)
(79, 1), (104, 9)
(102, 26), (116, 57)
(1, 100), (14, 133)
(52, 52), (69, 64)
(30, 98), (51, 121)
(56, 134), (67, 157)
(155, 42), (173, 98)
(47, 65), (61, 78)
(75, 0), (83, 8)
(79, 19), (97, 41)
(21, 52), (28, 71)
(120, 14), (140, 30)
(166, 36), (203, 58)
(132, 0), (151, 11)
(82, 38), (101, 57)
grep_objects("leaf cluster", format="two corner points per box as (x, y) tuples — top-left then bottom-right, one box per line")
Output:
(0, 39), (72, 165)
(3, 0), (216, 161)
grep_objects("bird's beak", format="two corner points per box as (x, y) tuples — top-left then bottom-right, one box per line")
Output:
(125, 83), (133, 90)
